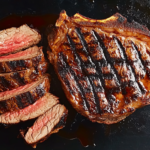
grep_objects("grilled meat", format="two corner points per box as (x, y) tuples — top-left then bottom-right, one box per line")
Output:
(0, 75), (50, 114)
(48, 10), (150, 124)
(0, 24), (41, 56)
(0, 93), (59, 124)
(21, 104), (68, 148)
(0, 46), (45, 73)
(0, 61), (47, 92)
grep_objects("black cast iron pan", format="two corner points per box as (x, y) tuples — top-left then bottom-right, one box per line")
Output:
(0, 0), (150, 149)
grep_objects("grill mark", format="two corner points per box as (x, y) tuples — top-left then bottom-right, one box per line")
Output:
(57, 55), (74, 94)
(25, 92), (34, 104)
(132, 42), (149, 78)
(130, 43), (145, 79)
(0, 65), (47, 92)
(113, 36), (143, 95)
(92, 31), (122, 98)
(18, 60), (26, 67)
(19, 92), (34, 109)
(15, 95), (23, 109)
(11, 72), (25, 86)
(57, 52), (89, 111)
(132, 43), (147, 69)
(92, 31), (121, 85)
(67, 32), (101, 114)
(0, 76), (10, 91)
(7, 61), (17, 71)
(131, 42), (146, 93)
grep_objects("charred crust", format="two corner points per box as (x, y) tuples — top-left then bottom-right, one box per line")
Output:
(0, 54), (45, 73)
(0, 62), (47, 92)
(49, 10), (150, 124)
(15, 95), (23, 109)
(0, 76), (50, 114)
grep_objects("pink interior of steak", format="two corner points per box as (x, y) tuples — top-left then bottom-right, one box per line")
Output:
(0, 25), (41, 56)
(24, 104), (67, 144)
(0, 46), (41, 62)
(0, 93), (59, 124)
(0, 75), (48, 101)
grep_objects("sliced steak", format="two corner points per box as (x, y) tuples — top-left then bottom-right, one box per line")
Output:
(0, 61), (47, 92)
(0, 93), (59, 124)
(21, 104), (68, 148)
(48, 10), (150, 124)
(0, 75), (50, 114)
(0, 24), (41, 56)
(0, 46), (45, 73)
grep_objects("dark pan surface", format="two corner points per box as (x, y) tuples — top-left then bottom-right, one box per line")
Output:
(1, 0), (150, 150)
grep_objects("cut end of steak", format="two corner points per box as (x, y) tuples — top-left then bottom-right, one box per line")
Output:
(0, 93), (59, 124)
(0, 46), (46, 73)
(0, 61), (48, 92)
(21, 104), (68, 148)
(0, 74), (50, 114)
(48, 10), (150, 124)
(0, 24), (41, 56)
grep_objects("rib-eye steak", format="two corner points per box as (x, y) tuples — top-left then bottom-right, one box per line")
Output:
(0, 46), (45, 73)
(0, 24), (41, 56)
(48, 10), (150, 124)
(0, 75), (50, 114)
(0, 93), (59, 124)
(0, 61), (47, 92)
(21, 104), (68, 148)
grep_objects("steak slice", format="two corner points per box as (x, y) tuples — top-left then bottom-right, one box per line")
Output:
(21, 104), (68, 148)
(0, 93), (59, 124)
(48, 10), (150, 124)
(0, 46), (45, 73)
(0, 24), (41, 56)
(0, 61), (47, 92)
(0, 75), (50, 114)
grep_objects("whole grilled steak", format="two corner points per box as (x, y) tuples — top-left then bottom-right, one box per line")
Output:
(21, 104), (68, 148)
(0, 24), (41, 56)
(0, 93), (59, 124)
(48, 10), (150, 124)
(0, 46), (45, 73)
(0, 75), (50, 114)
(0, 61), (47, 92)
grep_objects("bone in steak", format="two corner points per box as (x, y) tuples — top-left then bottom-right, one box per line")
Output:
(0, 24), (41, 56)
(0, 75), (50, 114)
(0, 46), (45, 73)
(0, 93), (59, 124)
(48, 10), (150, 124)
(21, 104), (68, 148)
(0, 61), (47, 92)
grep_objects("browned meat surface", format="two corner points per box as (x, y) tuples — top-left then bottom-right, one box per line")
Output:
(0, 24), (41, 56)
(0, 46), (46, 73)
(0, 75), (50, 114)
(0, 61), (47, 92)
(0, 93), (59, 124)
(48, 10), (150, 124)
(21, 104), (68, 148)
